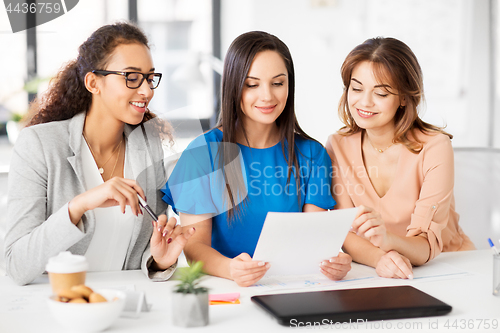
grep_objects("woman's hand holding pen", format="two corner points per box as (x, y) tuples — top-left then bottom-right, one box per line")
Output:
(351, 205), (391, 251)
(320, 252), (352, 280)
(149, 215), (196, 270)
(229, 253), (270, 287)
(68, 177), (145, 225)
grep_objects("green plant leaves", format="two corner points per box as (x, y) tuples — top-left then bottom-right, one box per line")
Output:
(174, 261), (208, 294)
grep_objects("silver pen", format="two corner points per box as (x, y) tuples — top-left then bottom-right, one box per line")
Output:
(137, 194), (158, 221)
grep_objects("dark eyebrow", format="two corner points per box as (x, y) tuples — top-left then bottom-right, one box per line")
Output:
(246, 73), (287, 80)
(351, 77), (391, 89)
(123, 66), (155, 72)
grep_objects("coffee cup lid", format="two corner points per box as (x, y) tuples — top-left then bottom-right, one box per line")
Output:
(46, 251), (89, 273)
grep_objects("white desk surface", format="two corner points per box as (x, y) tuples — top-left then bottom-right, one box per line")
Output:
(0, 249), (498, 333)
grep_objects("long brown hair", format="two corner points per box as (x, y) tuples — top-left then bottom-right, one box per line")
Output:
(27, 22), (171, 142)
(338, 37), (451, 153)
(216, 31), (316, 218)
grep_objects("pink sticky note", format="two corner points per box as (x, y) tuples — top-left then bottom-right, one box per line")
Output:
(209, 293), (240, 302)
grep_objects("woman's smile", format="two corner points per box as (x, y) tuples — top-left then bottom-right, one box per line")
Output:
(256, 104), (277, 114)
(130, 100), (147, 113)
(357, 108), (378, 118)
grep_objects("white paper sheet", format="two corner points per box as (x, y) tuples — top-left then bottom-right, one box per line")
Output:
(252, 208), (358, 277)
(251, 262), (376, 291)
(412, 261), (469, 280)
(249, 260), (471, 292)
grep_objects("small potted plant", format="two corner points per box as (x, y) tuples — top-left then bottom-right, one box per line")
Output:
(172, 261), (209, 327)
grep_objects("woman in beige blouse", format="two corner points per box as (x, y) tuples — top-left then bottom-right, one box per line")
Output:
(326, 37), (474, 280)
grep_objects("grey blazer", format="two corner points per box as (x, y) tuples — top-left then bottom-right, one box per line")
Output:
(4, 112), (176, 285)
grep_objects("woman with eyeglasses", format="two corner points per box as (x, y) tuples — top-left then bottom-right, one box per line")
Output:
(4, 22), (195, 285)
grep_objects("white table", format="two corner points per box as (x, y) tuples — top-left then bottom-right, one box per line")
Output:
(0, 250), (498, 333)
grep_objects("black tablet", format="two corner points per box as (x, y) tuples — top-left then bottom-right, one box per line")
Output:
(251, 286), (452, 326)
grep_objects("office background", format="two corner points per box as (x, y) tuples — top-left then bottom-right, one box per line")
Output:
(1, 0), (499, 148)
(0, 0), (499, 273)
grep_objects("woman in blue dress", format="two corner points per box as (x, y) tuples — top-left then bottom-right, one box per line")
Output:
(162, 31), (352, 286)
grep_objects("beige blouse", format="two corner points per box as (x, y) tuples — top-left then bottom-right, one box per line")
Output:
(326, 130), (474, 261)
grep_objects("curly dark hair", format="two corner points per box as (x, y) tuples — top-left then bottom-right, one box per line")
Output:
(27, 22), (172, 143)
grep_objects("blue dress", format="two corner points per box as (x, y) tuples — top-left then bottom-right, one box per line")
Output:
(161, 129), (336, 258)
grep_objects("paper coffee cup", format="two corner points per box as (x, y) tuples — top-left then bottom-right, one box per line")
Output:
(46, 252), (89, 295)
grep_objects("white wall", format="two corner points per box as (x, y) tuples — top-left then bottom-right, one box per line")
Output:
(0, 8), (27, 117)
(221, 0), (493, 147)
(0, 0), (130, 118)
(0, 0), (495, 147)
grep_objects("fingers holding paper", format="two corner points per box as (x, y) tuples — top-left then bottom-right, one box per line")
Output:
(375, 250), (413, 279)
(229, 253), (270, 287)
(320, 252), (352, 280)
(351, 205), (389, 250)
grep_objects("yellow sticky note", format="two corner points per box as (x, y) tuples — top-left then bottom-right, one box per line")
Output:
(209, 299), (241, 305)
(209, 293), (240, 305)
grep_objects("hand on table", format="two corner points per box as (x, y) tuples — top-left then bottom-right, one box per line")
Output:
(229, 253), (270, 287)
(351, 205), (390, 250)
(320, 252), (352, 280)
(150, 215), (196, 271)
(376, 250), (413, 279)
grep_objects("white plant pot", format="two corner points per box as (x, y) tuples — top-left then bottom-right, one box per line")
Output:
(172, 291), (209, 327)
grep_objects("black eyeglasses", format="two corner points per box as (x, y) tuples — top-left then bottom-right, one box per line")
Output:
(92, 70), (162, 89)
